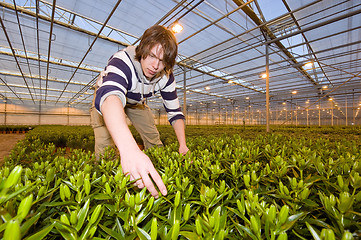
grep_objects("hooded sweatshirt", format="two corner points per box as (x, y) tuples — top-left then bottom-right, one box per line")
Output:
(94, 46), (185, 124)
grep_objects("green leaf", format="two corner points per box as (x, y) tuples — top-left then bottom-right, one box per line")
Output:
(116, 217), (126, 238)
(24, 223), (55, 240)
(53, 221), (77, 240)
(79, 223), (93, 240)
(76, 198), (90, 231)
(234, 223), (258, 240)
(89, 204), (103, 224)
(41, 201), (76, 207)
(17, 194), (33, 220)
(306, 222), (321, 240)
(3, 165), (22, 189)
(279, 212), (307, 232)
(99, 224), (125, 240)
(21, 211), (42, 235)
(135, 206), (152, 225)
(4, 219), (21, 240)
(0, 185), (32, 205)
(135, 226), (151, 240)
(179, 231), (199, 240)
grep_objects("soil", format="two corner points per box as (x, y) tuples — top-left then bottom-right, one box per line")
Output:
(0, 134), (26, 166)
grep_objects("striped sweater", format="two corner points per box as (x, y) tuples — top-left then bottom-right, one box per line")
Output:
(94, 46), (185, 124)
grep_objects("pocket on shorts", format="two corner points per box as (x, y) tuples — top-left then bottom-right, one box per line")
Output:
(90, 107), (105, 128)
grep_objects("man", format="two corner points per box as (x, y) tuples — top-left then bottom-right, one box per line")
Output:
(91, 25), (189, 198)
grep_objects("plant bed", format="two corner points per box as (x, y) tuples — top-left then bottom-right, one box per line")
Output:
(0, 131), (360, 239)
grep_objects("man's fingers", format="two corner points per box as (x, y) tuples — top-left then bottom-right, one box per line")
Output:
(131, 174), (144, 189)
(141, 173), (160, 198)
(148, 169), (167, 197)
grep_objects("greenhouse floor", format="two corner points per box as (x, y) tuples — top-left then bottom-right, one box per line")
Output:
(0, 133), (26, 165)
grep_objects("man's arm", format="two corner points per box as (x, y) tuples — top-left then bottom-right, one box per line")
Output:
(101, 95), (167, 198)
(172, 119), (189, 155)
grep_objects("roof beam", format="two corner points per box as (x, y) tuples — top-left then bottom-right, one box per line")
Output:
(0, 1), (129, 48)
(232, 0), (318, 87)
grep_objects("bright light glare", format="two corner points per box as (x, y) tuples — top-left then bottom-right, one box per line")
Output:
(261, 73), (267, 79)
(304, 62), (313, 68)
(205, 86), (210, 90)
(171, 23), (183, 33)
(292, 90), (297, 94)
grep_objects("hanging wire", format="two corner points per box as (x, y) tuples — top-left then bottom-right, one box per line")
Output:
(0, 76), (23, 103)
(44, 0), (57, 103)
(56, 0), (123, 104)
(0, 15), (34, 103)
(36, 0), (42, 101)
(13, 0), (36, 94)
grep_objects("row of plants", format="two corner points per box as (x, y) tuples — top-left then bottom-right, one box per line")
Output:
(0, 125), (33, 134)
(0, 127), (360, 239)
(26, 125), (95, 151)
(21, 125), (361, 151)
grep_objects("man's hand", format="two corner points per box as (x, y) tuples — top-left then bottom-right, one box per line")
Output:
(179, 145), (189, 156)
(121, 149), (167, 198)
(101, 96), (167, 198)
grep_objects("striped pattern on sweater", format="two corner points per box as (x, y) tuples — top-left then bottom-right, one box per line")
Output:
(94, 46), (185, 124)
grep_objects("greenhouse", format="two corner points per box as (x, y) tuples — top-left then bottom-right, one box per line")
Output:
(0, 0), (360, 239)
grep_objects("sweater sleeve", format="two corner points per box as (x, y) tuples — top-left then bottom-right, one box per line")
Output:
(160, 73), (185, 124)
(94, 53), (133, 114)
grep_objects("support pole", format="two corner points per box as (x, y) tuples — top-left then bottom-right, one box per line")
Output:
(265, 42), (270, 132)
(183, 69), (187, 120)
(39, 102), (41, 125)
(318, 105), (321, 126)
(206, 103), (209, 125)
(345, 96), (347, 126)
(4, 98), (7, 126)
(67, 104), (70, 126)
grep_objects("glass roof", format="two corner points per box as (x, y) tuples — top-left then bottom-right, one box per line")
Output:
(0, 0), (360, 120)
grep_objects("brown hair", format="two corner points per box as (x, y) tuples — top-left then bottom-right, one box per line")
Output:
(135, 25), (178, 74)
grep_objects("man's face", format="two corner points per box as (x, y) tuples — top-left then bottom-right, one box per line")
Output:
(140, 43), (165, 79)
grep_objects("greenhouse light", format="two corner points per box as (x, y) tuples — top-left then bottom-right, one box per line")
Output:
(304, 62), (313, 68)
(245, 97), (250, 100)
(322, 85), (328, 89)
(205, 86), (210, 90)
(292, 90), (297, 94)
(228, 80), (233, 84)
(329, 98), (333, 101)
(171, 22), (183, 33)
(261, 73), (267, 79)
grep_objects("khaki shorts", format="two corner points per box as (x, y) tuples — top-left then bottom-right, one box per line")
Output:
(90, 102), (163, 159)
